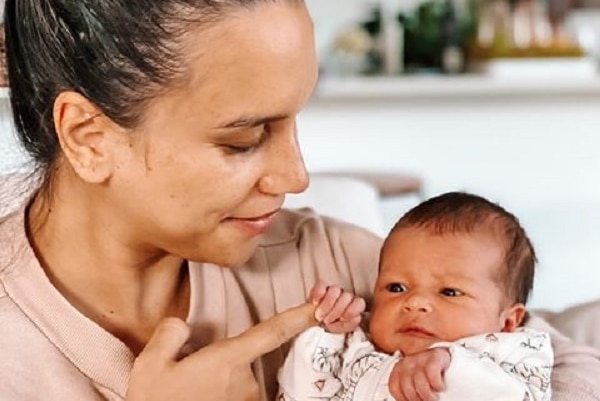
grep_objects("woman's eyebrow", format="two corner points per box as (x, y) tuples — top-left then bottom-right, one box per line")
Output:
(219, 113), (287, 129)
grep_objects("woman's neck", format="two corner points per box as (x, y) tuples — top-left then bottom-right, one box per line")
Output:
(27, 185), (190, 355)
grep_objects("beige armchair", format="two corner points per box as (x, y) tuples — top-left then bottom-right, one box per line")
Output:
(284, 170), (423, 237)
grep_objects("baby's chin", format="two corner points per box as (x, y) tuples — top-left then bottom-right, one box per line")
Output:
(398, 340), (437, 356)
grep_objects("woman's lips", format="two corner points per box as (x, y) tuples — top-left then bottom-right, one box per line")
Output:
(226, 210), (279, 236)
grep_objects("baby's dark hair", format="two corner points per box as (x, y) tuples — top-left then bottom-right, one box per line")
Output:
(386, 191), (536, 306)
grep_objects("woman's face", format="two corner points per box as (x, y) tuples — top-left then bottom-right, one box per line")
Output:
(107, 2), (318, 267)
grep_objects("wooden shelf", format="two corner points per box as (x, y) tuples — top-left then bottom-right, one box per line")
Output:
(312, 73), (600, 102)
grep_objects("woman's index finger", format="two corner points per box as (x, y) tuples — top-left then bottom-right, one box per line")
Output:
(223, 303), (317, 365)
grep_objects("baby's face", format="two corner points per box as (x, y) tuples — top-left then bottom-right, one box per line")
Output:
(369, 227), (523, 356)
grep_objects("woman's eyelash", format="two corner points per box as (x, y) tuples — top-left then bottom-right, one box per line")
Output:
(224, 125), (271, 154)
(226, 144), (258, 154)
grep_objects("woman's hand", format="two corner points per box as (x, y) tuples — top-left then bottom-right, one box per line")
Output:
(308, 282), (366, 334)
(388, 347), (451, 401)
(126, 303), (317, 401)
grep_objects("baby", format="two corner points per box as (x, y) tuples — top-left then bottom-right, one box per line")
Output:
(279, 191), (553, 401)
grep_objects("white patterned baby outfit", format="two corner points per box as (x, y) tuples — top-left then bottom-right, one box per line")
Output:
(277, 326), (553, 401)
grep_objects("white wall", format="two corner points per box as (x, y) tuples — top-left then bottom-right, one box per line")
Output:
(297, 93), (600, 312)
(0, 101), (25, 173)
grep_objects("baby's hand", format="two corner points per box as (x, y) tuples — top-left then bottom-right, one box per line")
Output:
(388, 348), (451, 401)
(308, 282), (366, 334)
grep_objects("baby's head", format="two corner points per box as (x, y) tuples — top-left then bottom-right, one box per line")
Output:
(369, 192), (536, 356)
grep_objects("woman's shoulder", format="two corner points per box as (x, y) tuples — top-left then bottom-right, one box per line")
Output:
(0, 289), (106, 399)
(527, 313), (600, 399)
(256, 208), (382, 303)
(260, 207), (383, 248)
(0, 207), (30, 276)
(0, 278), (48, 360)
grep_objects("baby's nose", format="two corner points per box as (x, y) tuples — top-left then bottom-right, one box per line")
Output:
(402, 294), (433, 313)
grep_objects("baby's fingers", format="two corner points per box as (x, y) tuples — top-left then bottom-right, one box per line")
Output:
(397, 371), (419, 401)
(424, 361), (446, 393)
(322, 296), (366, 333)
(425, 348), (450, 392)
(322, 290), (354, 324)
(308, 282), (328, 305)
(314, 286), (341, 322)
(340, 297), (366, 322)
(414, 370), (439, 401)
(324, 315), (361, 334)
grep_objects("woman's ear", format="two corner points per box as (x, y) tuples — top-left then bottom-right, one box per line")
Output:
(500, 303), (527, 333)
(53, 91), (119, 184)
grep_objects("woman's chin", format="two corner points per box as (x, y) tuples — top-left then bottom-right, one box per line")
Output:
(186, 237), (261, 268)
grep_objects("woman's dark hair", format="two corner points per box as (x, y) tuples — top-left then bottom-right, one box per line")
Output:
(3, 0), (299, 178)
(387, 191), (537, 306)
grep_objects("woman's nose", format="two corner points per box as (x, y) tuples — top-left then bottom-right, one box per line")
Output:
(402, 294), (433, 314)
(259, 122), (309, 195)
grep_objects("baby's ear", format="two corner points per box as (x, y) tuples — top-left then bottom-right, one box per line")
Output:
(501, 303), (527, 332)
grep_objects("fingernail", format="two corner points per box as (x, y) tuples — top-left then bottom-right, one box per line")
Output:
(314, 309), (324, 322)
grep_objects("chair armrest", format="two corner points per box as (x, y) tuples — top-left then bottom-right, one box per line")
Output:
(533, 300), (600, 349)
(311, 171), (422, 198)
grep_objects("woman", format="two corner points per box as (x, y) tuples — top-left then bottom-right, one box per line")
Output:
(1, 1), (599, 400)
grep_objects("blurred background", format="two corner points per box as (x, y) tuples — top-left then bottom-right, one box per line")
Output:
(307, 0), (600, 76)
(293, 0), (600, 311)
(1, 0), (600, 311)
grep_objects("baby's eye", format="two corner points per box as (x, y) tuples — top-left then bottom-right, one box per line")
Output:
(440, 288), (463, 297)
(386, 283), (407, 293)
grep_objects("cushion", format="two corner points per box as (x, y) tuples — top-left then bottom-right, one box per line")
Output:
(535, 300), (600, 350)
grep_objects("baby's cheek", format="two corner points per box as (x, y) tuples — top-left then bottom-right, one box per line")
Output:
(442, 313), (493, 340)
(369, 316), (393, 351)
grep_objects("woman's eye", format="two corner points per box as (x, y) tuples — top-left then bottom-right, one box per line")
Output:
(224, 124), (271, 155)
(386, 283), (407, 293)
(440, 288), (463, 297)
(225, 144), (258, 154)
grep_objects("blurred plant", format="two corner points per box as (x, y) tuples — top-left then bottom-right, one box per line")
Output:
(333, 27), (374, 56)
(399, 0), (479, 72)
(326, 26), (376, 76)
(359, 6), (384, 74)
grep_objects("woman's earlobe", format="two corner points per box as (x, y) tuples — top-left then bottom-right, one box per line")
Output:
(53, 91), (114, 183)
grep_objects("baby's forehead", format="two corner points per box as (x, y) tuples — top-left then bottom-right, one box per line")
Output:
(382, 227), (504, 261)
(379, 262), (496, 279)
(378, 246), (505, 284)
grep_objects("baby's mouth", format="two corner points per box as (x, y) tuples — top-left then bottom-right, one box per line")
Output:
(399, 325), (435, 338)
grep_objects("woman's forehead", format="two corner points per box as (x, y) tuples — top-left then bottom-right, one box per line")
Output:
(149, 2), (318, 127)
